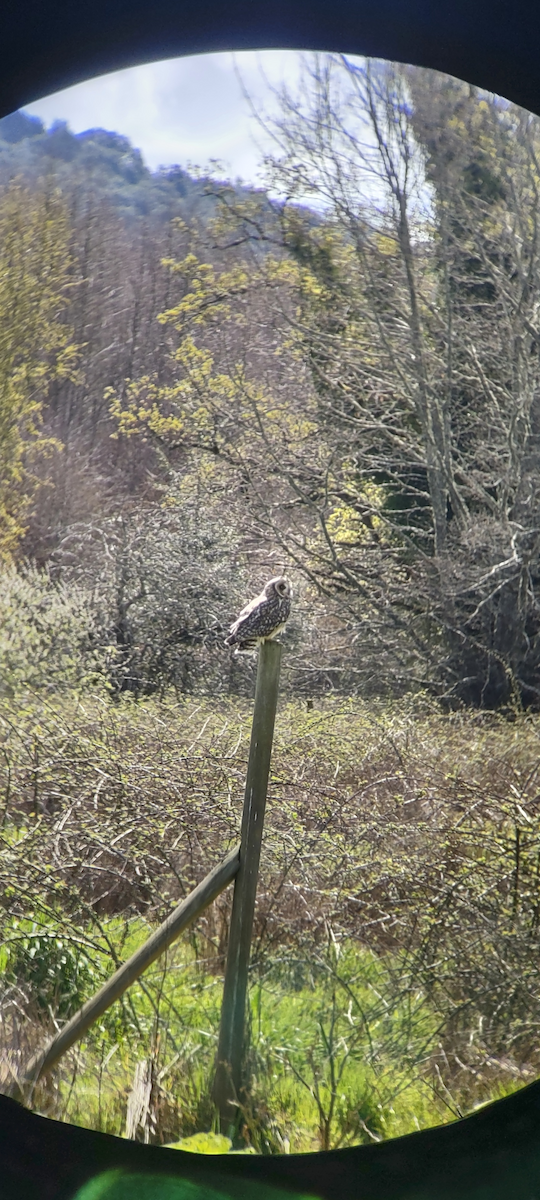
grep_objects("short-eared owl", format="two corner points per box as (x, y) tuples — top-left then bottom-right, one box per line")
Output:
(225, 576), (292, 650)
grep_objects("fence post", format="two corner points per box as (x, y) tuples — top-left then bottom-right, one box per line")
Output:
(212, 639), (282, 1131)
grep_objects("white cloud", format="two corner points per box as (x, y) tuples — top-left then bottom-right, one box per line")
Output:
(23, 50), (308, 182)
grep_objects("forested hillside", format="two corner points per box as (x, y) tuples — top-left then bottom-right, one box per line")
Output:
(3, 59), (540, 708)
(0, 109), (230, 224)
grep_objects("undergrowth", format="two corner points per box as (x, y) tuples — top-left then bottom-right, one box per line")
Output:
(1, 690), (539, 1147)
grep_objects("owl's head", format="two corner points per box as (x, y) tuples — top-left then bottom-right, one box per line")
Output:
(265, 576), (292, 600)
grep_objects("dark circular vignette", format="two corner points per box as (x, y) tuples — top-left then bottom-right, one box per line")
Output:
(3, 4), (540, 1200)
(2, 0), (540, 120)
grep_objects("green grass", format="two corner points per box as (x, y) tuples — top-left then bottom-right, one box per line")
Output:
(1, 689), (539, 1148)
(10, 927), (447, 1151)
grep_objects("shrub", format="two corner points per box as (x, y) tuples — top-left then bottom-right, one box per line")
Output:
(0, 562), (105, 695)
(2, 919), (96, 1020)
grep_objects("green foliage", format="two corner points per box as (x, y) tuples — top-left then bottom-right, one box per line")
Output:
(244, 938), (439, 1152)
(53, 498), (250, 698)
(0, 181), (77, 557)
(0, 562), (105, 694)
(105, 61), (540, 708)
(165, 1133), (233, 1153)
(3, 916), (443, 1151)
(1, 691), (537, 1147)
(2, 919), (96, 1019)
(0, 113), (250, 228)
(107, 241), (305, 480)
(4, 71), (540, 708)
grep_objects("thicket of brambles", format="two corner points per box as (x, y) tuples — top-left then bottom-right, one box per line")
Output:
(2, 694), (540, 1147)
(3, 58), (540, 1148)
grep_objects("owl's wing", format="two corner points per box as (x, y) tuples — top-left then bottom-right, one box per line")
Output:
(229, 591), (265, 636)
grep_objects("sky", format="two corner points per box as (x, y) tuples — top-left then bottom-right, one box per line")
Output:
(23, 50), (312, 184)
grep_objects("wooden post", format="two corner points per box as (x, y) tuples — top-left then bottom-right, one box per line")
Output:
(212, 640), (282, 1130)
(7, 845), (240, 1104)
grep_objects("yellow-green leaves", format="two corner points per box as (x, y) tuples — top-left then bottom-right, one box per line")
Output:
(158, 255), (250, 329)
(0, 182), (77, 558)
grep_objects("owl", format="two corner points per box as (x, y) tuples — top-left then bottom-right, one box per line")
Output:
(225, 576), (293, 650)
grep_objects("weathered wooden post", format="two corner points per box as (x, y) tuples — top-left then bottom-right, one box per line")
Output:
(212, 639), (282, 1131)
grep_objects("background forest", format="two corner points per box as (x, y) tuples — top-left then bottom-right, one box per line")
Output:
(4, 59), (540, 708)
(3, 58), (540, 1149)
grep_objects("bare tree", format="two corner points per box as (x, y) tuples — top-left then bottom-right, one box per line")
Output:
(226, 57), (540, 706)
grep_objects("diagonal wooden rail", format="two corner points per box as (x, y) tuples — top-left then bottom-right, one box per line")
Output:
(7, 845), (240, 1104)
(8, 640), (282, 1121)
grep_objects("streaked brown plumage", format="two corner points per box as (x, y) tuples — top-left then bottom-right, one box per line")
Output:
(225, 576), (292, 650)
